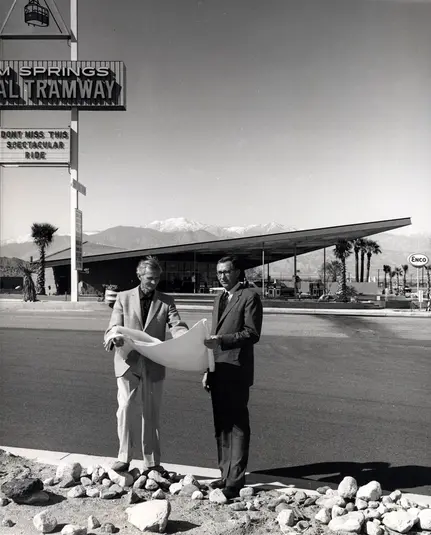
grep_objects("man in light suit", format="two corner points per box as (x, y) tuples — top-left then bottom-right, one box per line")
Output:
(105, 256), (188, 473)
(203, 256), (263, 499)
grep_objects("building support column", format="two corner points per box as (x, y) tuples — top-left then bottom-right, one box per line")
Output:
(293, 244), (297, 298)
(261, 244), (265, 298)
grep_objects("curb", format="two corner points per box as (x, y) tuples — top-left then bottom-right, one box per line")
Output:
(1, 446), (431, 506)
(1, 299), (430, 317)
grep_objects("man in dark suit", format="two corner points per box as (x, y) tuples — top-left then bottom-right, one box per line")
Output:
(203, 256), (263, 499)
(104, 256), (188, 473)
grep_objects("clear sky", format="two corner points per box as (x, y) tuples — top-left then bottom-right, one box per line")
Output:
(1, 0), (430, 241)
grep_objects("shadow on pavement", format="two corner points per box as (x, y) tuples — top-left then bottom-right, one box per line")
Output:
(250, 461), (431, 493)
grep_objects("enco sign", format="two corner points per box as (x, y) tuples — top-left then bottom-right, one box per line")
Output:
(408, 253), (429, 268)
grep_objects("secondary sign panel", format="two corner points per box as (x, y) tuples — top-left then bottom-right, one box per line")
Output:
(0, 61), (126, 110)
(0, 128), (70, 164)
(75, 208), (83, 271)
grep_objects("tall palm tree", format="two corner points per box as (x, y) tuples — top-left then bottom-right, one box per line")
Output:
(389, 269), (396, 294)
(333, 239), (353, 302)
(402, 264), (409, 294)
(383, 264), (391, 290)
(360, 241), (368, 282)
(31, 223), (58, 295)
(394, 267), (403, 294)
(425, 265), (431, 299)
(352, 239), (365, 282)
(365, 240), (382, 283)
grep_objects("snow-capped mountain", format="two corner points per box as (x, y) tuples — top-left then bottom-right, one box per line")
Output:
(144, 217), (296, 237)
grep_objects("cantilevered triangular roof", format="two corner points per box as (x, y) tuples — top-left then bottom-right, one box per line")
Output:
(45, 216), (411, 269)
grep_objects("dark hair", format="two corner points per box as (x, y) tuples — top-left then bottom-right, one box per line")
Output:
(217, 256), (241, 271)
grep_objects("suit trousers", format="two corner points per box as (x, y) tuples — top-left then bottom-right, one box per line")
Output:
(116, 358), (163, 468)
(210, 366), (250, 489)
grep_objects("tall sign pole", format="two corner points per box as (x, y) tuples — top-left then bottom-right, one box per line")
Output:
(70, 0), (79, 302)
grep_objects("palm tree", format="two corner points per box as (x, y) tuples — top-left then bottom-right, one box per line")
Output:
(402, 264), (409, 294)
(19, 262), (37, 302)
(352, 239), (365, 282)
(425, 265), (431, 300)
(394, 267), (403, 294)
(360, 241), (368, 282)
(382, 265), (391, 290)
(365, 240), (382, 283)
(333, 239), (353, 302)
(31, 222), (58, 295)
(389, 269), (396, 295)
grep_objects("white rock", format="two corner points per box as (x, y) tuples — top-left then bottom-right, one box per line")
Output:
(407, 508), (420, 522)
(61, 525), (87, 535)
(400, 497), (412, 509)
(56, 462), (82, 481)
(382, 496), (394, 505)
(191, 490), (204, 500)
(169, 482), (182, 495)
(328, 511), (365, 533)
(366, 520), (383, 535)
(277, 509), (295, 529)
(107, 469), (133, 487)
(389, 490), (402, 502)
(145, 478), (159, 491)
(356, 498), (368, 510)
(332, 505), (346, 518)
(182, 474), (199, 487)
(33, 510), (58, 533)
(386, 502), (400, 511)
(239, 487), (255, 498)
(368, 501), (380, 509)
(43, 478), (55, 487)
(86, 487), (100, 498)
(67, 485), (86, 498)
(209, 489), (228, 504)
(383, 510), (416, 533)
(87, 516), (101, 530)
(419, 509), (431, 530)
(316, 495), (346, 509)
(147, 470), (170, 486)
(80, 477), (92, 487)
(152, 489), (166, 500)
(315, 508), (332, 524)
(102, 479), (112, 487)
(126, 500), (171, 533)
(326, 488), (336, 496)
(85, 465), (97, 476)
(338, 477), (358, 499)
(357, 481), (382, 502)
(377, 505), (387, 515)
(364, 509), (381, 521)
(133, 475), (147, 489)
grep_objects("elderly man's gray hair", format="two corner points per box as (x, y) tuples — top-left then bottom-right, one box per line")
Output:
(136, 256), (163, 275)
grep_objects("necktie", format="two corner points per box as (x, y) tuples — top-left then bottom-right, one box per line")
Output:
(218, 291), (229, 320)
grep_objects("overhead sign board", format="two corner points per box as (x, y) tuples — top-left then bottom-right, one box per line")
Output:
(0, 128), (70, 165)
(75, 209), (83, 271)
(0, 61), (126, 110)
(408, 253), (429, 268)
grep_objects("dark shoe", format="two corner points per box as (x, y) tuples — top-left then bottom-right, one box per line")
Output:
(222, 486), (240, 500)
(111, 461), (130, 472)
(209, 478), (226, 490)
(143, 465), (170, 479)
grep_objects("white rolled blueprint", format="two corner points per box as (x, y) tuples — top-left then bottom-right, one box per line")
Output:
(105, 318), (215, 373)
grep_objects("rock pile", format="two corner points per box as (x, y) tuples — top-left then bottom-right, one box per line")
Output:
(1, 460), (431, 534)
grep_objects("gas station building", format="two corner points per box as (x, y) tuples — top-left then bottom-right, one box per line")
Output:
(45, 216), (411, 296)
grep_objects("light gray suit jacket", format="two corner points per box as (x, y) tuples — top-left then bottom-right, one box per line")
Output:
(106, 286), (188, 381)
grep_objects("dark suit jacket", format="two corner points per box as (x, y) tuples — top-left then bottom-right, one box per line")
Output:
(211, 287), (263, 386)
(106, 287), (188, 381)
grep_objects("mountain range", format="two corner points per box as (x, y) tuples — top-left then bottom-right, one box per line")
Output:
(1, 217), (429, 280)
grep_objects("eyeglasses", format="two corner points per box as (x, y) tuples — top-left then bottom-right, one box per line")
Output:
(217, 270), (233, 276)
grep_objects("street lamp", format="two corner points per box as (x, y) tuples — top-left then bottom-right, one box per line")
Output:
(24, 0), (49, 27)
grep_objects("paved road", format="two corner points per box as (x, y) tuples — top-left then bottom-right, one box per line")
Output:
(0, 310), (430, 494)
